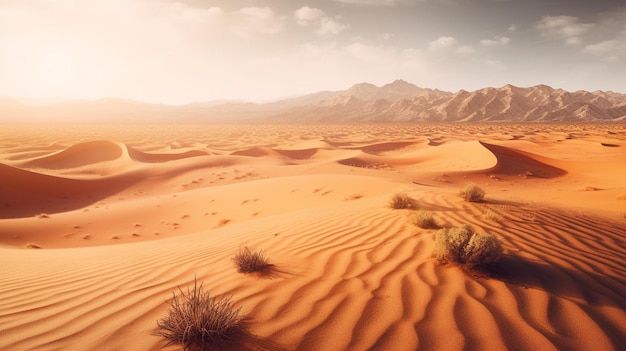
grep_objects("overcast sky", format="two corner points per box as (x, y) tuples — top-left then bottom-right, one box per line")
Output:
(1, 0), (625, 104)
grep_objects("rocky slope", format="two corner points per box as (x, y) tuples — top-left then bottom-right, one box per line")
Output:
(1, 80), (625, 122)
(277, 81), (626, 122)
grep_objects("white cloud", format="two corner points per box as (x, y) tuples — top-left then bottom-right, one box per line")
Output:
(233, 7), (284, 37)
(293, 6), (349, 37)
(508, 25), (516, 32)
(536, 15), (594, 45)
(318, 17), (349, 36)
(428, 36), (457, 51)
(583, 9), (626, 60)
(294, 6), (324, 26)
(583, 40), (626, 60)
(535, 10), (626, 60)
(480, 36), (510, 46)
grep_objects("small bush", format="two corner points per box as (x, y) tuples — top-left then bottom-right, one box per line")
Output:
(156, 278), (243, 351)
(433, 225), (502, 268)
(388, 193), (416, 209)
(233, 246), (272, 274)
(409, 210), (438, 229)
(460, 184), (486, 202)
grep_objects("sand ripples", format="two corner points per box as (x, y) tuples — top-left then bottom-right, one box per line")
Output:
(1, 123), (625, 350)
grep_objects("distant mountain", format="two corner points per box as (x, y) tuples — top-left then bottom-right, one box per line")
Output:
(1, 81), (625, 123)
(275, 83), (626, 122)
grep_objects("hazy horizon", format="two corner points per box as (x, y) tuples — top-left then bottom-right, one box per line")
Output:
(1, 0), (625, 104)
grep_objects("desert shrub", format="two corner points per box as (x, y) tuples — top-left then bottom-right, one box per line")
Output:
(388, 193), (416, 209)
(433, 225), (502, 268)
(433, 225), (473, 263)
(156, 278), (243, 351)
(460, 184), (486, 202)
(233, 246), (272, 274)
(463, 231), (503, 267)
(409, 210), (438, 229)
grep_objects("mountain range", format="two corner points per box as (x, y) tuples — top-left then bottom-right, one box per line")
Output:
(2, 80), (626, 123)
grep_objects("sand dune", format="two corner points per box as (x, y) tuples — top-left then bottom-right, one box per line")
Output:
(21, 140), (125, 170)
(479, 142), (567, 178)
(0, 123), (625, 350)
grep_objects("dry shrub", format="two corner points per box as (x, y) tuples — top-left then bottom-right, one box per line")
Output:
(388, 193), (416, 209)
(156, 278), (243, 351)
(233, 246), (272, 274)
(434, 225), (502, 268)
(409, 210), (438, 229)
(460, 184), (486, 202)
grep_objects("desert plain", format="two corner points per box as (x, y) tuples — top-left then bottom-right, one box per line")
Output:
(0, 122), (625, 350)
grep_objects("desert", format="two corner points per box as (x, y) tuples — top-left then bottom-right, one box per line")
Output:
(2, 1), (626, 349)
(1, 121), (625, 350)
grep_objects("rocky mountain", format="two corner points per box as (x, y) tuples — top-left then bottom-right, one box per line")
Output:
(276, 82), (626, 122)
(1, 80), (625, 122)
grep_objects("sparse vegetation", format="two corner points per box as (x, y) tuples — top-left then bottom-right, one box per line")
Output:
(460, 184), (486, 202)
(433, 225), (502, 268)
(482, 207), (502, 221)
(24, 243), (42, 249)
(408, 210), (438, 229)
(233, 246), (272, 274)
(155, 278), (244, 351)
(345, 193), (363, 201)
(388, 192), (416, 209)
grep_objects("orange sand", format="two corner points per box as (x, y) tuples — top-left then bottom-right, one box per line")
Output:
(1, 123), (625, 350)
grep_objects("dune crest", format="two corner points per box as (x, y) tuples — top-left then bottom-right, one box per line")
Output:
(21, 140), (126, 169)
(479, 141), (567, 178)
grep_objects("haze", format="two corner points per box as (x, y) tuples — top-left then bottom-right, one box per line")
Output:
(1, 0), (625, 104)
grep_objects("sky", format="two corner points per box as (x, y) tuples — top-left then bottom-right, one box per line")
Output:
(0, 0), (625, 104)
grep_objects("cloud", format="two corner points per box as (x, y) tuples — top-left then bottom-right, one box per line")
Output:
(428, 36), (457, 51)
(535, 15), (594, 45)
(318, 17), (349, 36)
(294, 6), (348, 37)
(294, 6), (324, 26)
(583, 40), (626, 60)
(233, 7), (284, 37)
(582, 9), (626, 59)
(535, 10), (626, 60)
(480, 36), (510, 46)
(508, 25), (516, 32)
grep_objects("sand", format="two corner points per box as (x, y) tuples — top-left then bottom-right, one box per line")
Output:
(0, 123), (625, 350)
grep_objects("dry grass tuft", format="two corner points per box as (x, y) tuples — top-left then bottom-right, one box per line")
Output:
(345, 193), (363, 201)
(408, 210), (438, 229)
(155, 278), (244, 351)
(233, 247), (272, 274)
(460, 184), (486, 202)
(24, 243), (42, 249)
(388, 192), (416, 209)
(434, 225), (502, 268)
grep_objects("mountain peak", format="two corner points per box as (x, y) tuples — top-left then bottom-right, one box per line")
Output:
(348, 82), (378, 91)
(384, 79), (414, 87)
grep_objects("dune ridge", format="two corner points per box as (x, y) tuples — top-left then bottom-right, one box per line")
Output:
(0, 123), (625, 350)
